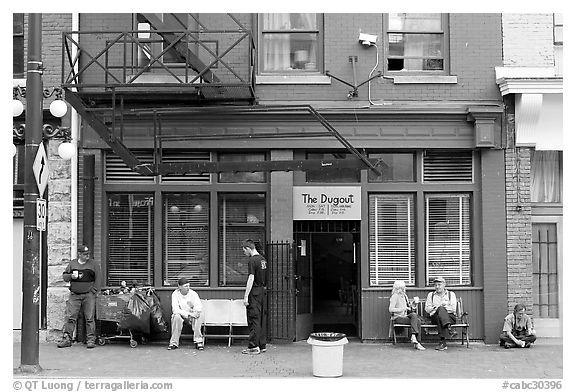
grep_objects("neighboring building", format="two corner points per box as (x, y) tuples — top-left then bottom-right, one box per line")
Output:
(16, 13), (515, 344)
(496, 14), (563, 338)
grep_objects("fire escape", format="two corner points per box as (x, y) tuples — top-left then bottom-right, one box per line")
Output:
(62, 13), (380, 176)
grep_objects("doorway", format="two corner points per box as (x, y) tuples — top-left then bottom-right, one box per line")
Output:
(294, 221), (360, 340)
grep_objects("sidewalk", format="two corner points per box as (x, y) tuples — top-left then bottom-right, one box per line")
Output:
(13, 338), (563, 379)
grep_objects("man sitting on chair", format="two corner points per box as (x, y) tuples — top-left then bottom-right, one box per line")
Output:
(168, 277), (204, 351)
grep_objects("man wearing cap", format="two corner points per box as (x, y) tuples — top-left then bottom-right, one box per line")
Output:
(168, 277), (204, 350)
(425, 276), (457, 351)
(57, 245), (101, 349)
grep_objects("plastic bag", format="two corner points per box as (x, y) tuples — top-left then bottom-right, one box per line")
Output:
(144, 290), (168, 333)
(119, 291), (151, 334)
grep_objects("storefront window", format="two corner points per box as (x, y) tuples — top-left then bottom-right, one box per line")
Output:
(306, 152), (361, 183)
(368, 152), (415, 182)
(369, 194), (416, 286)
(218, 152), (266, 183)
(426, 193), (471, 286)
(163, 193), (210, 286)
(219, 193), (266, 286)
(531, 150), (563, 203)
(107, 193), (154, 286)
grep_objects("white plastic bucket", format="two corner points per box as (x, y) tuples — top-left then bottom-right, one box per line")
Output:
(307, 333), (348, 377)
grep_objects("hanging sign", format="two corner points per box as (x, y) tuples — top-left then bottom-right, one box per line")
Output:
(293, 186), (361, 220)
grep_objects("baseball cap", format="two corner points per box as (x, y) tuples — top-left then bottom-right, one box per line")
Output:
(78, 245), (90, 253)
(177, 277), (189, 286)
(433, 276), (446, 283)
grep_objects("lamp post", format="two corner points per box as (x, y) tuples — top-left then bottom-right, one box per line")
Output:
(14, 13), (71, 373)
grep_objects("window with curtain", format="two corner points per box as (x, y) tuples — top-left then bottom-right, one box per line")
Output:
(369, 194), (415, 286)
(218, 152), (266, 183)
(260, 13), (321, 73)
(107, 193), (154, 286)
(426, 194), (471, 286)
(13, 14), (24, 79)
(163, 193), (210, 287)
(386, 13), (448, 73)
(531, 150), (563, 203)
(219, 193), (266, 286)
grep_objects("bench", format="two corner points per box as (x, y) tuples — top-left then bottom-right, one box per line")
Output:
(200, 299), (249, 346)
(389, 296), (470, 347)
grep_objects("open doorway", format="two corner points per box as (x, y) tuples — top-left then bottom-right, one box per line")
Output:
(312, 232), (358, 336)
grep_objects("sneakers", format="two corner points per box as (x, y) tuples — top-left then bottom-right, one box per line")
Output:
(504, 342), (514, 349)
(260, 347), (267, 353)
(57, 336), (72, 348)
(86, 341), (96, 349)
(167, 344), (178, 350)
(242, 347), (261, 355)
(435, 341), (448, 351)
(414, 342), (426, 351)
(524, 342), (531, 348)
(196, 342), (204, 351)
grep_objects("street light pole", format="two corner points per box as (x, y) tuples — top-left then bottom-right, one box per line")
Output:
(19, 13), (43, 373)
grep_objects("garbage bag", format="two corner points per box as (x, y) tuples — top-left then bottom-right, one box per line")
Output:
(144, 291), (168, 333)
(119, 291), (151, 334)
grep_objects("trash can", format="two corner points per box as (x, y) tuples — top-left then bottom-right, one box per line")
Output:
(307, 332), (348, 377)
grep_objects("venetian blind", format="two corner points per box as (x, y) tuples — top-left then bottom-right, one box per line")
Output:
(107, 193), (154, 286)
(423, 150), (473, 182)
(426, 194), (471, 285)
(369, 194), (415, 286)
(163, 194), (210, 286)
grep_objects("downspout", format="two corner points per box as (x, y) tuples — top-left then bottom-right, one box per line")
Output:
(71, 13), (79, 259)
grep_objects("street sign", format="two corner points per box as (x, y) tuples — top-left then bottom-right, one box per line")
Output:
(33, 144), (49, 197)
(36, 198), (46, 231)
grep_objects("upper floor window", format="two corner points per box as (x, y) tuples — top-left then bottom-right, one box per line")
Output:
(259, 13), (322, 74)
(13, 13), (24, 79)
(385, 13), (448, 74)
(305, 152), (360, 183)
(531, 150), (562, 203)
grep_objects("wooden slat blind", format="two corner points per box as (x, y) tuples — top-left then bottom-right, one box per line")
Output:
(369, 194), (415, 286)
(425, 193), (471, 285)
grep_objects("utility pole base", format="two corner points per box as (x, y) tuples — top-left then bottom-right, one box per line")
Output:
(15, 364), (43, 374)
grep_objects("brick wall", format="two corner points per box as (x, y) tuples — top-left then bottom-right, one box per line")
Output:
(503, 96), (533, 313)
(502, 14), (554, 67)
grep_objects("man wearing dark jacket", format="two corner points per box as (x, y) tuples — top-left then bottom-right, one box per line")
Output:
(57, 245), (101, 349)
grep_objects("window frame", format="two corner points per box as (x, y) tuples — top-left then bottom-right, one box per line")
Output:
(257, 13), (325, 76)
(384, 13), (450, 76)
(13, 13), (24, 79)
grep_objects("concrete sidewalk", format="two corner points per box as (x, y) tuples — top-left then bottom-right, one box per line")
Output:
(13, 338), (563, 379)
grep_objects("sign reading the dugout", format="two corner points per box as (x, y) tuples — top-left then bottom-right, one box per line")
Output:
(293, 186), (361, 220)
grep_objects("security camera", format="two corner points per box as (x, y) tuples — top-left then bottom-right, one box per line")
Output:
(358, 33), (378, 47)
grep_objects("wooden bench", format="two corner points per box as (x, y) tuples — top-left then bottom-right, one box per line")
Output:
(200, 299), (249, 346)
(389, 296), (470, 347)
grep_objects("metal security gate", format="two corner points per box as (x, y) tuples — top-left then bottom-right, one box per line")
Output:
(266, 241), (296, 342)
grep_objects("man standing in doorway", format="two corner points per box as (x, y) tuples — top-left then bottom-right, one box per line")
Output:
(57, 244), (101, 349)
(242, 239), (267, 355)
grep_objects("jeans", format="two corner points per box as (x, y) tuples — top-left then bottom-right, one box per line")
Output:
(499, 332), (537, 346)
(170, 313), (203, 346)
(393, 313), (422, 338)
(246, 287), (266, 349)
(430, 306), (456, 339)
(62, 291), (96, 343)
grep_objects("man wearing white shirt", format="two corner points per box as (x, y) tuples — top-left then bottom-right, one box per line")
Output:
(168, 277), (204, 350)
(425, 276), (458, 351)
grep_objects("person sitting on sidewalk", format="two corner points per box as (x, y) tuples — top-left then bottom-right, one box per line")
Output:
(425, 276), (458, 351)
(57, 244), (101, 349)
(389, 280), (425, 350)
(499, 303), (537, 349)
(168, 277), (204, 351)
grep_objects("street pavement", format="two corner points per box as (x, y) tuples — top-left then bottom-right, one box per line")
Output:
(12, 338), (563, 379)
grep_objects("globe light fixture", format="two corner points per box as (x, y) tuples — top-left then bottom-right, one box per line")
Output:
(13, 99), (24, 117)
(58, 141), (76, 160)
(49, 99), (68, 118)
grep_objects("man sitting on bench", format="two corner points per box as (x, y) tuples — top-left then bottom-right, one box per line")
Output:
(168, 277), (204, 351)
(425, 276), (458, 351)
(499, 303), (537, 349)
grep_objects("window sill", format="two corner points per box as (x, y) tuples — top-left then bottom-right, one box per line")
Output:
(256, 74), (331, 85)
(391, 75), (458, 84)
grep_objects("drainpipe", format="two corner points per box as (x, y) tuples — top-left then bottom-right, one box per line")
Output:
(71, 13), (79, 259)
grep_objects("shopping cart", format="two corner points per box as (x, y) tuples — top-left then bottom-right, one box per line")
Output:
(95, 290), (149, 348)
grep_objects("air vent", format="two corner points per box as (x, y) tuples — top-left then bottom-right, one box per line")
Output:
(423, 150), (473, 182)
(160, 150), (211, 183)
(105, 150), (155, 183)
